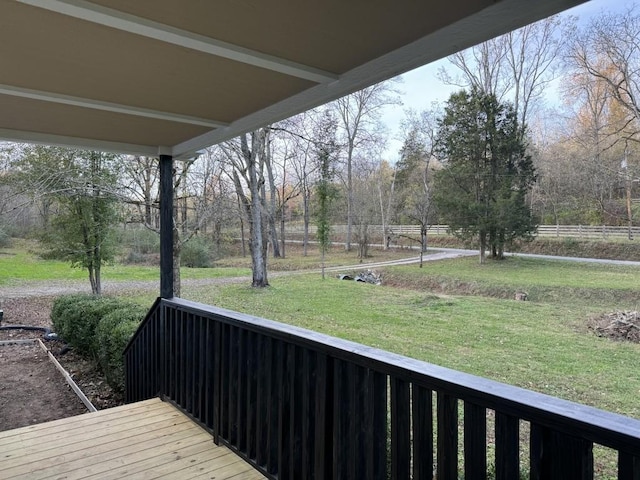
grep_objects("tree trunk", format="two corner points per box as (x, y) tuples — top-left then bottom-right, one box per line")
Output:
(248, 137), (268, 287)
(479, 231), (487, 264)
(303, 189), (310, 257)
(94, 263), (102, 296)
(346, 149), (353, 251)
(237, 193), (246, 257)
(173, 232), (181, 297)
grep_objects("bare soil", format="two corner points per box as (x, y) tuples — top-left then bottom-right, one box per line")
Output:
(0, 296), (123, 432)
(589, 311), (640, 343)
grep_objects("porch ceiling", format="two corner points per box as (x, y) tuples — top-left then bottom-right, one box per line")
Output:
(0, 0), (586, 159)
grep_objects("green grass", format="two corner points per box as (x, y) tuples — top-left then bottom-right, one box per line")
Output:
(4, 241), (637, 476)
(0, 244), (250, 285)
(177, 259), (640, 420)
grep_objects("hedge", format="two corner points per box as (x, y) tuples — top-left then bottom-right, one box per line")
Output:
(51, 294), (146, 391)
(96, 304), (148, 391)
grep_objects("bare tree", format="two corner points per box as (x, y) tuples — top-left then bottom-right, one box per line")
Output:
(567, 7), (640, 145)
(439, 15), (569, 130)
(221, 130), (270, 287)
(333, 81), (400, 251)
(395, 108), (439, 265)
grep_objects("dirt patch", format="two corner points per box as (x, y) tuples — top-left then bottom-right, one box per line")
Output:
(589, 311), (640, 343)
(0, 297), (123, 432)
(0, 343), (88, 431)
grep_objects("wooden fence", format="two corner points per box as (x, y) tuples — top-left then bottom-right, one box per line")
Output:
(284, 224), (640, 240)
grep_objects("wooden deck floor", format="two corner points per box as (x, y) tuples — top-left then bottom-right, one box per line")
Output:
(0, 397), (266, 479)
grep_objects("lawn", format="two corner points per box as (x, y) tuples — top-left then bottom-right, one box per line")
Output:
(176, 256), (640, 419)
(0, 242), (250, 285)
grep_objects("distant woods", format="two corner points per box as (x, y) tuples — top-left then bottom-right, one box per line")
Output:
(1, 7), (640, 284)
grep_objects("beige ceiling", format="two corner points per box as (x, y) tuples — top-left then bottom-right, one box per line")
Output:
(0, 0), (586, 159)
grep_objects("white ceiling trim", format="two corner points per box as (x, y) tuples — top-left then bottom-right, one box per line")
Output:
(173, 0), (588, 158)
(0, 84), (227, 128)
(17, 0), (339, 84)
(0, 128), (158, 156)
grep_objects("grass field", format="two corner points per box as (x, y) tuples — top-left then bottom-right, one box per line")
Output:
(3, 241), (639, 418)
(3, 241), (638, 476)
(0, 241), (251, 285)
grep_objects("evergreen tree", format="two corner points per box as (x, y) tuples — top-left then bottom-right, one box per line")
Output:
(433, 90), (536, 263)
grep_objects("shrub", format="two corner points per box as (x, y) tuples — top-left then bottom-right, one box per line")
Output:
(0, 227), (11, 248)
(181, 236), (213, 268)
(96, 304), (147, 391)
(121, 227), (160, 255)
(51, 294), (133, 358)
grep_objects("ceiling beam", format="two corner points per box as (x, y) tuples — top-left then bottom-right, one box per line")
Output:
(17, 0), (339, 84)
(0, 128), (158, 156)
(0, 84), (227, 128)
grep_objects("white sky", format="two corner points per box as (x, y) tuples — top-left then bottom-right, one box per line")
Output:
(381, 0), (634, 161)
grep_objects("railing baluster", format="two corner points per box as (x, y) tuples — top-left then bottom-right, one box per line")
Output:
(237, 327), (246, 452)
(228, 325), (238, 444)
(212, 320), (221, 443)
(266, 337), (278, 475)
(246, 330), (257, 459)
(495, 412), (519, 480)
(412, 385), (433, 480)
(277, 340), (290, 479)
(221, 323), (230, 439)
(437, 392), (458, 480)
(255, 332), (267, 466)
(301, 349), (315, 479)
(531, 424), (594, 479)
(124, 299), (640, 480)
(333, 359), (349, 479)
(314, 354), (331, 480)
(178, 310), (186, 408)
(186, 313), (195, 414)
(290, 346), (303, 477)
(372, 371), (388, 480)
(464, 402), (487, 479)
(391, 376), (411, 480)
(619, 450), (640, 479)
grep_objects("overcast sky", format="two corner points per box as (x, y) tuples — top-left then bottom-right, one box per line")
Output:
(380, 0), (634, 160)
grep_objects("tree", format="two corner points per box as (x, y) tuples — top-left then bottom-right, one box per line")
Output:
(120, 154), (218, 296)
(314, 110), (338, 278)
(439, 15), (569, 135)
(395, 108), (440, 264)
(566, 7), (640, 235)
(17, 146), (120, 294)
(433, 90), (536, 263)
(221, 129), (270, 287)
(334, 81), (399, 251)
(567, 7), (640, 146)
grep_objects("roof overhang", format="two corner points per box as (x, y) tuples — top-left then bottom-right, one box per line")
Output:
(0, 0), (588, 159)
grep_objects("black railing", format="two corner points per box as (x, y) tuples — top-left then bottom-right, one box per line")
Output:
(124, 298), (640, 479)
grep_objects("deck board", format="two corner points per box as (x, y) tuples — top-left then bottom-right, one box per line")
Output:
(0, 398), (266, 480)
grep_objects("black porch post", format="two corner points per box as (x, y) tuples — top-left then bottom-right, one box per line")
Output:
(159, 154), (174, 298)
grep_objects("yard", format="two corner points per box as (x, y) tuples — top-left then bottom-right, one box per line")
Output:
(2, 245), (639, 424)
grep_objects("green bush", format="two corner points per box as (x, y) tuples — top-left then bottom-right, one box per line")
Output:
(96, 304), (147, 391)
(181, 236), (213, 267)
(121, 227), (160, 255)
(0, 227), (11, 248)
(51, 294), (134, 358)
